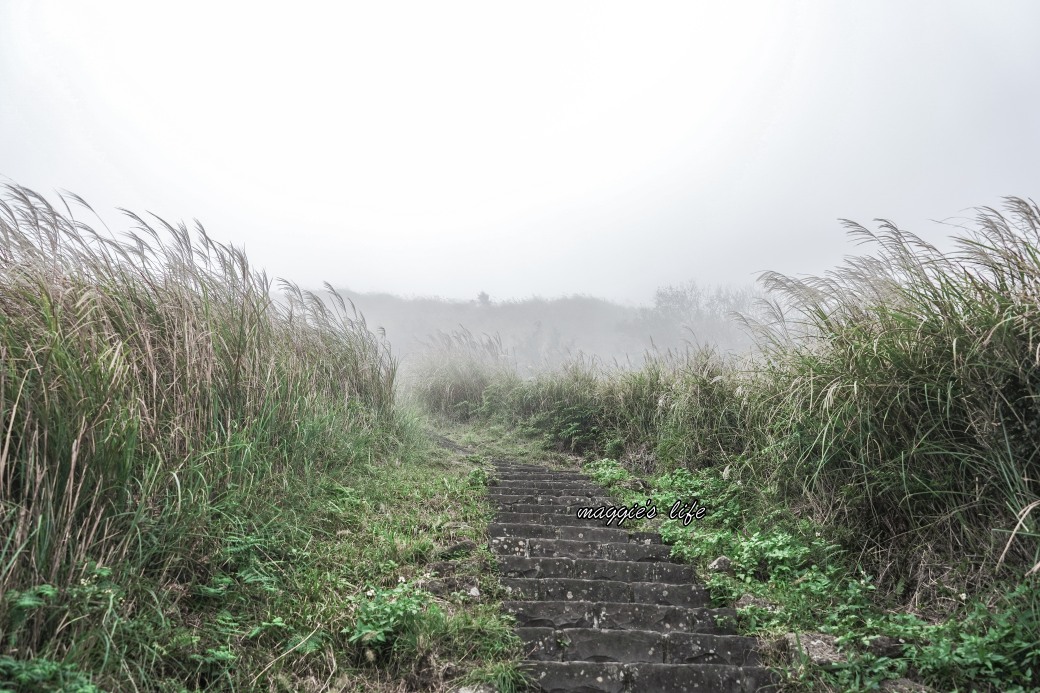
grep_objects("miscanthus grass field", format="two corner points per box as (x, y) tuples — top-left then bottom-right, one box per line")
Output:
(3, 183), (1040, 692)
(413, 200), (1040, 692)
(0, 186), (525, 692)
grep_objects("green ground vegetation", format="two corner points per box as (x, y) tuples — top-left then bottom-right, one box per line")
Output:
(583, 457), (1038, 692)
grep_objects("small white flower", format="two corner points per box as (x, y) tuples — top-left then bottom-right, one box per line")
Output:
(365, 589), (375, 597)
(398, 576), (406, 583)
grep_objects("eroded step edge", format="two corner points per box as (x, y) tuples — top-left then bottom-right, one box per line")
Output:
(517, 627), (761, 666)
(503, 600), (738, 634)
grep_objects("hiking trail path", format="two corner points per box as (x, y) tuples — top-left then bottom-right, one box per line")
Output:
(488, 460), (777, 693)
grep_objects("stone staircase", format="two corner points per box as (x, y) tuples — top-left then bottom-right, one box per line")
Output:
(488, 461), (776, 693)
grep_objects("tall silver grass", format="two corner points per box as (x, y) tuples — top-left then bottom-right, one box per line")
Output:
(0, 185), (395, 652)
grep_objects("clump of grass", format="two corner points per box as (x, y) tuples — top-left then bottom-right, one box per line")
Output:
(427, 344), (755, 468)
(406, 328), (519, 421)
(0, 185), (401, 686)
(756, 199), (1040, 596)
(642, 347), (762, 469)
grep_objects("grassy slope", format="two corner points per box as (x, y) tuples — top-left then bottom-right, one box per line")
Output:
(428, 419), (1040, 692)
(3, 412), (530, 692)
(0, 187), (524, 692)
(410, 200), (1040, 692)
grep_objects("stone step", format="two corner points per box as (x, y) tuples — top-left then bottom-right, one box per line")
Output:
(493, 462), (582, 468)
(495, 512), (635, 528)
(492, 538), (674, 562)
(490, 523), (662, 545)
(503, 600), (737, 634)
(520, 661), (777, 692)
(503, 503), (591, 515)
(490, 462), (772, 692)
(517, 627), (762, 666)
(627, 663), (777, 692)
(488, 487), (608, 498)
(492, 487), (608, 498)
(488, 492), (614, 506)
(497, 556), (698, 583)
(491, 479), (605, 492)
(501, 578), (710, 608)
(494, 472), (592, 482)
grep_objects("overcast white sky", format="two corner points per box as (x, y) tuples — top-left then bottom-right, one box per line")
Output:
(2, 1), (1039, 304)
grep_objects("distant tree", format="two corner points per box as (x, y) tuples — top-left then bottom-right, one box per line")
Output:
(477, 291), (491, 307)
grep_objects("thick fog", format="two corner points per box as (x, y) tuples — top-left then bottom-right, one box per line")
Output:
(338, 282), (763, 372)
(3, 2), (1039, 335)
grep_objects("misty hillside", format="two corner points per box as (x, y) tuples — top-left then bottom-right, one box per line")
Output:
(6, 1), (1040, 689)
(335, 283), (762, 371)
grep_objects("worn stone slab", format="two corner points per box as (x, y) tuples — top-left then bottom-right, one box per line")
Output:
(487, 490), (604, 500)
(625, 662), (778, 692)
(501, 556), (672, 581)
(495, 512), (600, 527)
(492, 487), (607, 498)
(490, 523), (559, 539)
(493, 463), (583, 470)
(517, 627), (563, 661)
(489, 536), (530, 556)
(520, 661), (627, 693)
(652, 562), (700, 584)
(570, 558), (660, 582)
(503, 601), (727, 633)
(506, 503), (580, 515)
(502, 578), (709, 609)
(514, 539), (673, 562)
(493, 479), (602, 490)
(630, 582), (710, 608)
(491, 494), (613, 508)
(494, 472), (591, 482)
(520, 661), (777, 692)
(487, 487), (608, 497)
(596, 603), (721, 633)
(528, 539), (603, 559)
(601, 542), (674, 562)
(559, 628), (666, 664)
(492, 518), (661, 541)
(500, 577), (540, 600)
(547, 558), (698, 583)
(554, 526), (647, 544)
(539, 578), (633, 603)
(496, 555), (546, 579)
(518, 628), (760, 668)
(504, 600), (600, 629)
(665, 632), (762, 666)
(494, 538), (674, 561)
